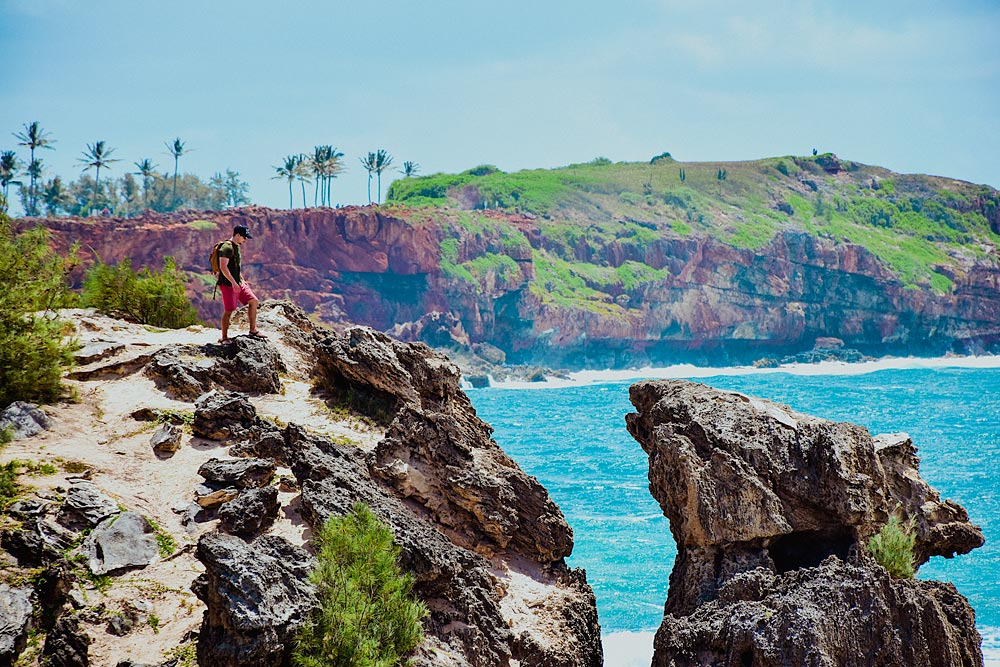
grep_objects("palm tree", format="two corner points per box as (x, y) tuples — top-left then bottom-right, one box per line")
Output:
(400, 161), (420, 178)
(373, 149), (393, 204)
(13, 121), (55, 216)
(272, 155), (301, 208)
(133, 158), (157, 209)
(79, 141), (120, 191)
(310, 145), (345, 206)
(360, 152), (376, 204)
(165, 137), (187, 205)
(294, 153), (312, 208)
(0, 150), (22, 212)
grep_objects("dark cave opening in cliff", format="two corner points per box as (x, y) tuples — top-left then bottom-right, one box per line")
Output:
(768, 528), (854, 574)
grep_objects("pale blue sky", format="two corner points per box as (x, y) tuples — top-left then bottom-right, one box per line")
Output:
(3, 0), (998, 212)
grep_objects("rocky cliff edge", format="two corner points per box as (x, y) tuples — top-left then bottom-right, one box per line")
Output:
(0, 300), (601, 667)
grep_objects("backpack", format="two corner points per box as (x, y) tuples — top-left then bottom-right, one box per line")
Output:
(209, 240), (229, 298)
(209, 240), (228, 277)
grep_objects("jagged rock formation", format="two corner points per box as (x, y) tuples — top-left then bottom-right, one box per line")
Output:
(625, 379), (985, 667)
(196, 307), (602, 666)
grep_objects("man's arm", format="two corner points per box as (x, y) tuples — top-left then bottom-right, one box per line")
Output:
(219, 257), (239, 286)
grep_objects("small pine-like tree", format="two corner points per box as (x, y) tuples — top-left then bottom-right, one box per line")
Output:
(82, 257), (200, 329)
(293, 502), (427, 667)
(0, 216), (79, 407)
(867, 515), (917, 579)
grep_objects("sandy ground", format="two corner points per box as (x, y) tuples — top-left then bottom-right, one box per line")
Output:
(2, 308), (586, 665)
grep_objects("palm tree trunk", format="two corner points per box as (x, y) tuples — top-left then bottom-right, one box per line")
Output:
(288, 182), (293, 209)
(301, 181), (307, 208)
(314, 179), (319, 207)
(367, 174), (372, 204)
(172, 158), (179, 204)
(377, 173), (382, 204)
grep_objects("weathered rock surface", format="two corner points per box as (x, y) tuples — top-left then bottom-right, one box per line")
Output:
(625, 379), (984, 667)
(218, 486), (280, 538)
(192, 390), (259, 440)
(316, 326), (574, 562)
(57, 481), (121, 530)
(192, 532), (316, 667)
(146, 337), (284, 400)
(0, 401), (51, 438)
(0, 584), (33, 664)
(150, 423), (183, 454)
(197, 457), (276, 489)
(43, 613), (91, 667)
(84, 512), (160, 575)
(2, 516), (77, 566)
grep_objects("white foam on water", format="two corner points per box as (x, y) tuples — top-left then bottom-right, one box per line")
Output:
(602, 631), (655, 667)
(601, 629), (1000, 666)
(485, 354), (1000, 390)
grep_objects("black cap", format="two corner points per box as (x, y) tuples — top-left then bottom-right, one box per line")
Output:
(234, 225), (252, 239)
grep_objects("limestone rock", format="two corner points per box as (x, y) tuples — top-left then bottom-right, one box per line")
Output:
(316, 326), (574, 563)
(197, 457), (276, 489)
(218, 486), (280, 538)
(192, 390), (258, 441)
(0, 584), (33, 665)
(57, 481), (121, 530)
(0, 401), (51, 439)
(626, 379), (984, 667)
(150, 423), (183, 454)
(84, 512), (160, 575)
(194, 486), (238, 509)
(42, 613), (91, 667)
(192, 532), (316, 667)
(2, 517), (77, 567)
(146, 337), (284, 401)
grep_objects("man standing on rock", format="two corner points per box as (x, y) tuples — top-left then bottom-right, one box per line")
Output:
(218, 224), (265, 344)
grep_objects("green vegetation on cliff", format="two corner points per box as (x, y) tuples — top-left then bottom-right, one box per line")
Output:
(389, 154), (1000, 304)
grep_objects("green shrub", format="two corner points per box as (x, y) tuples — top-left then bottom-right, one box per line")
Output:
(293, 502), (427, 667)
(867, 515), (917, 578)
(0, 217), (80, 407)
(82, 256), (200, 329)
(0, 461), (20, 510)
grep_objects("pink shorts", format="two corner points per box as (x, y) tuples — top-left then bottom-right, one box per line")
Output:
(219, 283), (258, 312)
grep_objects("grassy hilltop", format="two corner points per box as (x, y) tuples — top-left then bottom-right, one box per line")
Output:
(387, 153), (1000, 302)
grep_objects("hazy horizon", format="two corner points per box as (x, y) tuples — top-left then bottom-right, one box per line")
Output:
(3, 0), (999, 214)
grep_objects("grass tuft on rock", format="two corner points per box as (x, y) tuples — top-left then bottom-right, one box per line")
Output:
(867, 515), (917, 579)
(293, 502), (427, 667)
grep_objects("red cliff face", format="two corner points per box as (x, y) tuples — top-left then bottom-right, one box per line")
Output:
(23, 205), (1000, 368)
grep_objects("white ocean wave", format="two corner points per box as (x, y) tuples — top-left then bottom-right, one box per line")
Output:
(602, 631), (655, 667)
(603, 629), (1000, 666)
(486, 354), (1000, 390)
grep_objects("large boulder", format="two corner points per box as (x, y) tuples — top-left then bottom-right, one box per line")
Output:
(198, 457), (276, 489)
(192, 532), (316, 667)
(192, 390), (259, 441)
(84, 512), (160, 575)
(626, 379), (984, 667)
(0, 584), (33, 665)
(57, 481), (121, 530)
(0, 401), (51, 438)
(42, 613), (91, 667)
(146, 337), (284, 401)
(218, 486), (280, 539)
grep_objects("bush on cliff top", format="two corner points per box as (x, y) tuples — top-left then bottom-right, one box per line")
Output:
(293, 502), (427, 667)
(0, 216), (80, 407)
(867, 515), (917, 579)
(82, 256), (200, 329)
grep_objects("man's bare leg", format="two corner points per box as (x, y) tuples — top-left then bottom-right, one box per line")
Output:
(221, 310), (234, 341)
(248, 299), (259, 333)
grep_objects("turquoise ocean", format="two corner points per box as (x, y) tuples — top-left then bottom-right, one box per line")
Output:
(467, 358), (1000, 667)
